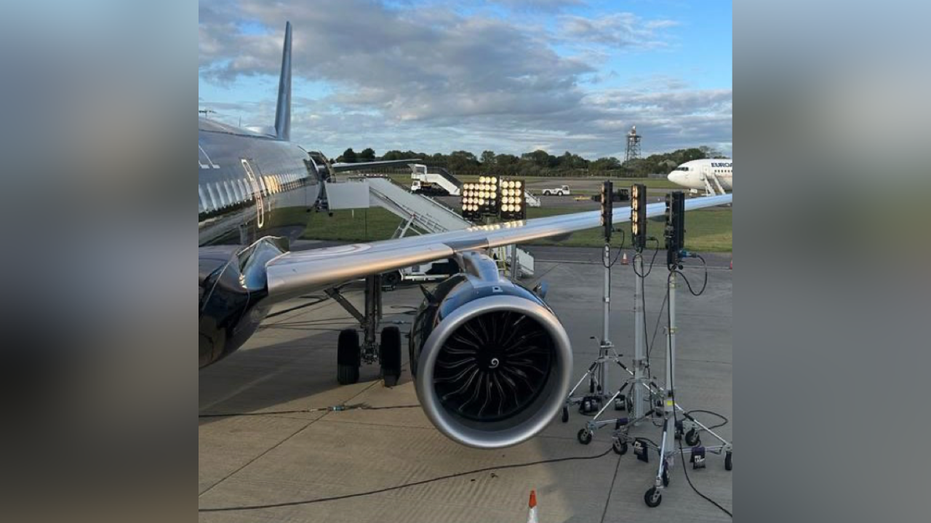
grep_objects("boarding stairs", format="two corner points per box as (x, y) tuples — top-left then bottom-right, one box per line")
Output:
(410, 164), (463, 196)
(409, 164), (540, 207)
(700, 168), (727, 196)
(350, 177), (535, 276)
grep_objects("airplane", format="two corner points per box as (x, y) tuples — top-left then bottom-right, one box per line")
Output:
(199, 22), (733, 449)
(667, 158), (733, 196)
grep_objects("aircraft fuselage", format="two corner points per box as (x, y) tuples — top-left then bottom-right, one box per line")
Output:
(198, 118), (321, 247)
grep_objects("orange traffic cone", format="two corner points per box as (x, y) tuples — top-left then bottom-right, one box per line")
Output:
(621, 252), (629, 265)
(527, 490), (538, 523)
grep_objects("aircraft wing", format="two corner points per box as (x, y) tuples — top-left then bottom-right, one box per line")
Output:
(265, 194), (731, 302)
(330, 159), (421, 172)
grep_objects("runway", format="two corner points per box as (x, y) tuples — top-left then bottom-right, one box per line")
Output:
(199, 246), (733, 522)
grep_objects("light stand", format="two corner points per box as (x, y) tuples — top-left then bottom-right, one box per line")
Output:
(609, 191), (733, 509)
(563, 182), (629, 438)
(573, 184), (655, 444)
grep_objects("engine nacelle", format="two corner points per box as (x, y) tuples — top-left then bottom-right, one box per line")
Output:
(410, 252), (572, 448)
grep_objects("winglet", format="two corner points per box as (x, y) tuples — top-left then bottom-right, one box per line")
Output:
(274, 21), (292, 141)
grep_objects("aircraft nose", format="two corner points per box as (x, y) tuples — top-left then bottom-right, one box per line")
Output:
(667, 172), (681, 184)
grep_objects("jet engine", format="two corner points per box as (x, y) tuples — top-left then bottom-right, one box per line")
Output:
(410, 252), (572, 448)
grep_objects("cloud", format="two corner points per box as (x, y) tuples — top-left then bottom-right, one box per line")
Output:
(559, 13), (678, 49)
(491, 0), (586, 12)
(198, 0), (730, 158)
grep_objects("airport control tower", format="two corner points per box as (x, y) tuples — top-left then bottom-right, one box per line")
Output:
(625, 125), (642, 162)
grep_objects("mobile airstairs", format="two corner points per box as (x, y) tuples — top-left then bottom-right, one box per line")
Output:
(323, 176), (534, 276)
(409, 164), (540, 207)
(701, 170), (727, 196)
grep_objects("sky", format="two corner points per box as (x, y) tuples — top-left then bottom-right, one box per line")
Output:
(199, 0), (732, 160)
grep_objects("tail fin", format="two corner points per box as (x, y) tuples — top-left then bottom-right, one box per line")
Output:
(274, 21), (292, 141)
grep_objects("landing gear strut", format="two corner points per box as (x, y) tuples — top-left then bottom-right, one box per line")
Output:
(327, 274), (402, 386)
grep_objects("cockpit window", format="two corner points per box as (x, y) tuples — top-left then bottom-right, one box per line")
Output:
(676, 166), (689, 171)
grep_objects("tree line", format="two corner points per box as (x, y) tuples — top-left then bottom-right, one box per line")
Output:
(334, 146), (728, 178)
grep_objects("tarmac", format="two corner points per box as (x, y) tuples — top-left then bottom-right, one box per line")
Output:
(199, 245), (733, 522)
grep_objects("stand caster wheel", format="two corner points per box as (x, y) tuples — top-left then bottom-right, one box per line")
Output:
(379, 326), (402, 387)
(337, 329), (360, 385)
(577, 429), (593, 445)
(561, 406), (569, 423)
(612, 438), (628, 455)
(644, 487), (662, 508)
(614, 395), (626, 411)
(685, 428), (701, 446)
(725, 451), (733, 471)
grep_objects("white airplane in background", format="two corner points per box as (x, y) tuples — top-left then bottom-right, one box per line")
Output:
(667, 158), (733, 196)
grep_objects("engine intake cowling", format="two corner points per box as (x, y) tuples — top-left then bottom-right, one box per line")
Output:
(410, 255), (572, 449)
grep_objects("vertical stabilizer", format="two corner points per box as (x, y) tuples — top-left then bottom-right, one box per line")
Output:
(274, 21), (292, 141)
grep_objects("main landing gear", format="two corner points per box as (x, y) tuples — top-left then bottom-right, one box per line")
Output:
(327, 274), (403, 387)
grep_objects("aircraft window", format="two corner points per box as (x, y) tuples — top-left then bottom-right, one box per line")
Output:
(258, 175), (268, 195)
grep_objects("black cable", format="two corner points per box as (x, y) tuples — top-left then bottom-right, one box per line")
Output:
(199, 446), (615, 512)
(665, 272), (733, 518)
(684, 409), (729, 432)
(674, 254), (708, 297)
(602, 229), (626, 268)
(646, 291), (668, 366)
(631, 237), (661, 279)
(674, 407), (733, 518)
(632, 237), (664, 377)
(198, 403), (421, 419)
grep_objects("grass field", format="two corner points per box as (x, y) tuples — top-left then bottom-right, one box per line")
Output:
(301, 205), (732, 252)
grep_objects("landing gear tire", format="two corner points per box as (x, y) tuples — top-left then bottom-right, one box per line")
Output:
(337, 329), (361, 385)
(612, 438), (628, 455)
(644, 487), (662, 508)
(577, 429), (593, 445)
(685, 428), (701, 447)
(379, 326), (402, 387)
(561, 406), (569, 423)
(725, 451), (733, 471)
